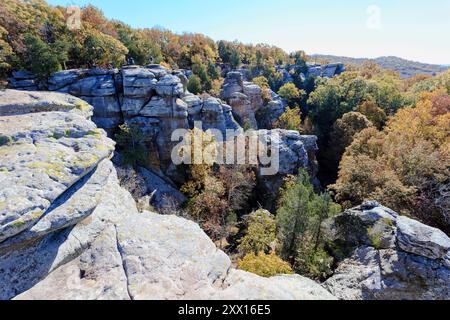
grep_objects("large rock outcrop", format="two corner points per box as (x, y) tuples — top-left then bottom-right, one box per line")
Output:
(220, 72), (266, 130)
(255, 130), (319, 207)
(323, 201), (450, 300)
(6, 67), (321, 187)
(275, 62), (345, 83)
(47, 69), (122, 134)
(256, 91), (288, 129)
(0, 90), (335, 300)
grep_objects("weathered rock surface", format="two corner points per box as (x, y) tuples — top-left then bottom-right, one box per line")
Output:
(201, 97), (241, 135)
(115, 165), (186, 211)
(214, 270), (336, 300)
(228, 92), (257, 129)
(8, 71), (38, 90)
(13, 211), (335, 300)
(396, 215), (450, 260)
(274, 62), (345, 84)
(136, 167), (187, 210)
(243, 82), (264, 114)
(8, 69), (122, 134)
(6, 66), (243, 181)
(7, 67), (301, 182)
(0, 90), (132, 299)
(255, 130), (318, 207)
(0, 89), (90, 116)
(121, 66), (156, 118)
(221, 71), (244, 100)
(306, 63), (345, 78)
(256, 91), (288, 129)
(0, 90), (334, 300)
(323, 201), (450, 300)
(0, 90), (114, 243)
(155, 74), (185, 97)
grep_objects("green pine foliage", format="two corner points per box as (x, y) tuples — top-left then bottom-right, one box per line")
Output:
(115, 124), (149, 168)
(276, 170), (341, 280)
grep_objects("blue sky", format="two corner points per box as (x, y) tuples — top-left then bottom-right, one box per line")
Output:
(47, 0), (450, 65)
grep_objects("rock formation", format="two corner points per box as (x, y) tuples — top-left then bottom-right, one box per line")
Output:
(305, 63), (345, 78)
(323, 201), (450, 300)
(0, 89), (335, 300)
(6, 66), (322, 189)
(114, 164), (187, 212)
(220, 71), (265, 130)
(275, 62), (345, 81)
(255, 130), (319, 207)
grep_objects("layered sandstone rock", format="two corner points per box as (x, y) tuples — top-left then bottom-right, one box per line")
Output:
(323, 201), (450, 300)
(13, 212), (336, 300)
(255, 130), (319, 207)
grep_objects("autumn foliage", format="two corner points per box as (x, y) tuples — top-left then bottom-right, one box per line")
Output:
(332, 90), (450, 232)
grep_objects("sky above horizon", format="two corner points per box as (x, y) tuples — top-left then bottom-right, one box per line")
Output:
(47, 0), (450, 65)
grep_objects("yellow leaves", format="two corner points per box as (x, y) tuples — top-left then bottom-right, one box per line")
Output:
(0, 27), (13, 74)
(237, 209), (276, 256)
(387, 91), (450, 151)
(252, 76), (270, 89)
(209, 78), (224, 97)
(237, 252), (293, 278)
(278, 83), (304, 101)
(333, 90), (450, 217)
(357, 101), (387, 129)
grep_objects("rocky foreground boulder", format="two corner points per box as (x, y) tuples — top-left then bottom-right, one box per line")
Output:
(323, 201), (450, 300)
(0, 90), (335, 300)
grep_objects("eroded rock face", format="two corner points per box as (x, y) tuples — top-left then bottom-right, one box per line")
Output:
(121, 66), (156, 118)
(8, 69), (123, 135)
(221, 71), (244, 100)
(0, 90), (133, 299)
(7, 67), (301, 183)
(13, 212), (336, 300)
(115, 165), (186, 211)
(220, 72), (266, 130)
(0, 90), (334, 301)
(255, 130), (318, 207)
(323, 201), (450, 300)
(228, 92), (257, 129)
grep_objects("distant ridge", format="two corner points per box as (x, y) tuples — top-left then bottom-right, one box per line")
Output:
(310, 54), (450, 78)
